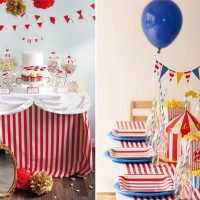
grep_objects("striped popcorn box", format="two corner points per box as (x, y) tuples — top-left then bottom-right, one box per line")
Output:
(166, 131), (182, 163)
(164, 100), (185, 123)
(182, 138), (200, 171)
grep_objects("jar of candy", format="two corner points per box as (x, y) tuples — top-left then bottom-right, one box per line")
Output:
(60, 55), (77, 75)
(47, 51), (60, 73)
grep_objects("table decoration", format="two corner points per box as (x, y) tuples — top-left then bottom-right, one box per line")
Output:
(165, 111), (200, 163)
(6, 0), (26, 16)
(47, 51), (60, 73)
(33, 0), (55, 9)
(30, 171), (53, 196)
(16, 168), (31, 190)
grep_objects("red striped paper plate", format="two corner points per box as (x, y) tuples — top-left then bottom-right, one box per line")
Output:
(112, 129), (146, 137)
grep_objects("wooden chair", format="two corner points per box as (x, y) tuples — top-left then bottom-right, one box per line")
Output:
(96, 192), (116, 200)
(130, 101), (152, 121)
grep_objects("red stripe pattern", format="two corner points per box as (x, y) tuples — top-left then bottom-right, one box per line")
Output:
(116, 121), (200, 200)
(0, 104), (92, 177)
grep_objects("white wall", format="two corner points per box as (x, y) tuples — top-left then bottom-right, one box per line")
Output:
(0, 1), (95, 139)
(96, 0), (200, 192)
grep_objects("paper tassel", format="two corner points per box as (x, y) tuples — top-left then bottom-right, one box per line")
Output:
(37, 22), (42, 28)
(193, 67), (200, 80)
(0, 25), (4, 31)
(160, 65), (168, 78)
(184, 71), (191, 83)
(90, 3), (95, 9)
(25, 24), (30, 29)
(77, 10), (83, 19)
(169, 70), (176, 81)
(177, 72), (184, 84)
(64, 15), (70, 23)
(35, 15), (40, 20)
(12, 25), (17, 30)
(50, 17), (55, 24)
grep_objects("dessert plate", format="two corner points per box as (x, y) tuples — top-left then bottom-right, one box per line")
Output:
(114, 182), (175, 198)
(108, 132), (148, 142)
(104, 150), (152, 163)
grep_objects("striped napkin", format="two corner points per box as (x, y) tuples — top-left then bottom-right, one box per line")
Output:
(119, 174), (174, 192)
(109, 147), (152, 158)
(112, 129), (146, 137)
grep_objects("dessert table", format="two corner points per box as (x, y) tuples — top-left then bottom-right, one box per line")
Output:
(110, 121), (200, 200)
(0, 92), (93, 178)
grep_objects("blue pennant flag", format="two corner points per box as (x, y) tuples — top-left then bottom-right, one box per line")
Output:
(192, 67), (200, 80)
(160, 65), (168, 78)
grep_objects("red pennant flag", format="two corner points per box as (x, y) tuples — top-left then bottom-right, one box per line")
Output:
(92, 16), (96, 21)
(184, 71), (191, 83)
(90, 3), (95, 9)
(50, 17), (56, 24)
(154, 60), (162, 73)
(25, 24), (30, 29)
(0, 25), (4, 31)
(77, 10), (83, 20)
(37, 22), (43, 28)
(64, 15), (70, 23)
(169, 70), (176, 81)
(35, 15), (40, 21)
(12, 25), (17, 31)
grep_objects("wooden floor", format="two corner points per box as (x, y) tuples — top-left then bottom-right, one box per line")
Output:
(2, 148), (95, 200)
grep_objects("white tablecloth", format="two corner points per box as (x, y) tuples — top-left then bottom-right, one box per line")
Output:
(0, 92), (90, 115)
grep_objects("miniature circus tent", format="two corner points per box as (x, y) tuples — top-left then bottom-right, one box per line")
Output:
(165, 111), (200, 162)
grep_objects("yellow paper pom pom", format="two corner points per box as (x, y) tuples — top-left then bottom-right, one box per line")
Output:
(192, 170), (200, 176)
(6, 0), (26, 16)
(30, 171), (53, 196)
(184, 132), (200, 141)
(164, 99), (184, 108)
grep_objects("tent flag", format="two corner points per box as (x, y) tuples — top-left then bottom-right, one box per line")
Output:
(160, 65), (168, 78)
(192, 67), (200, 80)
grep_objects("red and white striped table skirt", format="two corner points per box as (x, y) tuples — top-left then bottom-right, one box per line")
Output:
(115, 121), (200, 200)
(0, 104), (93, 178)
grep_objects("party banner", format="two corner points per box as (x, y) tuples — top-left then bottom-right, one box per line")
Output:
(154, 60), (200, 84)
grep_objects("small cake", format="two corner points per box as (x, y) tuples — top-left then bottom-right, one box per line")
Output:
(21, 66), (46, 82)
(22, 51), (44, 67)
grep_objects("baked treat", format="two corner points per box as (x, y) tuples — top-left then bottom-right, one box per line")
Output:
(22, 51), (44, 67)
(21, 66), (46, 82)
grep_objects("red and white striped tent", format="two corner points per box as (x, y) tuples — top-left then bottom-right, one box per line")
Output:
(165, 111), (200, 162)
(166, 111), (200, 137)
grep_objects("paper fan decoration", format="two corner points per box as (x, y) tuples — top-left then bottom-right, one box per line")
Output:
(33, 0), (55, 9)
(0, 0), (7, 4)
(166, 111), (200, 137)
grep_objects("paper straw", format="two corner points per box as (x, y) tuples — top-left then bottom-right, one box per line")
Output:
(175, 140), (192, 195)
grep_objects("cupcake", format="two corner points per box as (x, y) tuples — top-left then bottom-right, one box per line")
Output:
(30, 71), (38, 82)
(37, 71), (44, 81)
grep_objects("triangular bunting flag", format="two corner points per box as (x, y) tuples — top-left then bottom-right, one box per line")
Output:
(90, 3), (95, 9)
(184, 71), (191, 83)
(50, 17), (56, 24)
(192, 67), (200, 80)
(25, 24), (30, 29)
(154, 60), (162, 73)
(12, 25), (17, 31)
(169, 70), (176, 81)
(35, 15), (40, 21)
(64, 15), (70, 23)
(92, 16), (96, 21)
(37, 22), (43, 28)
(77, 10), (84, 19)
(177, 72), (184, 84)
(160, 65), (168, 78)
(0, 25), (4, 31)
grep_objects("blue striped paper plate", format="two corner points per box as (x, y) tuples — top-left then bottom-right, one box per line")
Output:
(114, 182), (175, 198)
(104, 150), (152, 163)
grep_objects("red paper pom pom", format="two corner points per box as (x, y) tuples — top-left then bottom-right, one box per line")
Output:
(16, 168), (31, 190)
(33, 0), (55, 9)
(0, 0), (7, 4)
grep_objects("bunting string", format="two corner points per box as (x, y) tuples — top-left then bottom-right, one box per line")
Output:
(0, 3), (95, 32)
(154, 60), (200, 84)
(22, 36), (43, 44)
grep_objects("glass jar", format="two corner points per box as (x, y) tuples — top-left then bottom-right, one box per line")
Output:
(47, 51), (60, 73)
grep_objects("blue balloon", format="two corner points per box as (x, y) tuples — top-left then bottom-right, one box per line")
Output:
(141, 0), (183, 49)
